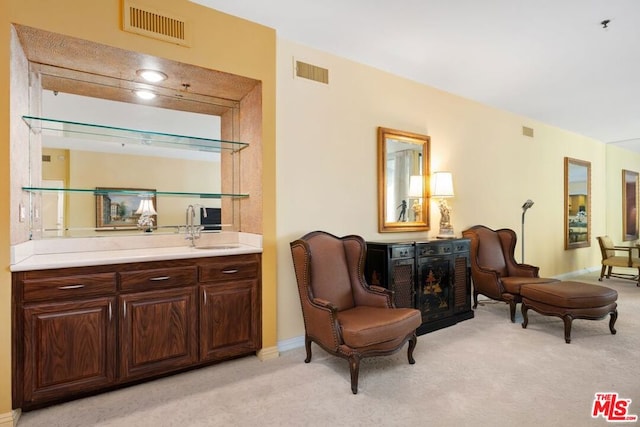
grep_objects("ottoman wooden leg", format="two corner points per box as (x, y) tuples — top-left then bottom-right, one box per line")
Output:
(610, 310), (618, 335)
(562, 315), (573, 344)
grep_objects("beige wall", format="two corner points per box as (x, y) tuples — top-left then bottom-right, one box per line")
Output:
(2, 1), (275, 422)
(275, 38), (640, 342)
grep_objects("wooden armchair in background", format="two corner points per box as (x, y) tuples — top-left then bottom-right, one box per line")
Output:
(597, 235), (640, 286)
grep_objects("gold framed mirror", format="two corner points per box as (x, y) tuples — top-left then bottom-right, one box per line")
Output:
(377, 127), (430, 232)
(564, 157), (591, 249)
(622, 169), (639, 241)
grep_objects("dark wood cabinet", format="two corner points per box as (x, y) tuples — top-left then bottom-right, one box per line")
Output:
(22, 297), (117, 404)
(199, 254), (261, 361)
(12, 254), (261, 410)
(119, 287), (198, 380)
(365, 238), (473, 335)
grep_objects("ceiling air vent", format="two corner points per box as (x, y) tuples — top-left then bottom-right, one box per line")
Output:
(122, 1), (191, 46)
(295, 60), (329, 84)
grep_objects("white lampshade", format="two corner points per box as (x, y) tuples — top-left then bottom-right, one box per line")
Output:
(136, 198), (157, 215)
(432, 172), (454, 198)
(409, 175), (423, 198)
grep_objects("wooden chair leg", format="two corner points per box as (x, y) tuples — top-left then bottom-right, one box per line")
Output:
(521, 303), (529, 329)
(599, 265), (606, 281)
(472, 290), (479, 309)
(509, 301), (517, 323)
(304, 335), (312, 363)
(348, 354), (361, 394)
(407, 333), (417, 365)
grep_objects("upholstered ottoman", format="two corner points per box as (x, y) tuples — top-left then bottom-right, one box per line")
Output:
(520, 281), (618, 343)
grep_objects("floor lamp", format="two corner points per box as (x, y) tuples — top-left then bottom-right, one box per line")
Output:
(521, 199), (534, 262)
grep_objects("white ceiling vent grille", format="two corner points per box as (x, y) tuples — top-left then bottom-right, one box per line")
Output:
(295, 60), (329, 84)
(122, 1), (191, 46)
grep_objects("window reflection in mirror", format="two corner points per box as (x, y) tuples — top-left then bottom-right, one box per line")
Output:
(39, 91), (221, 237)
(377, 127), (430, 232)
(564, 157), (591, 249)
(622, 169), (639, 241)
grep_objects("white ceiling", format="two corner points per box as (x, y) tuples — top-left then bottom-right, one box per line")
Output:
(192, 0), (640, 152)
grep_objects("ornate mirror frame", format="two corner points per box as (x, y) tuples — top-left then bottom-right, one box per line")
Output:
(622, 169), (639, 241)
(564, 157), (591, 249)
(377, 127), (430, 232)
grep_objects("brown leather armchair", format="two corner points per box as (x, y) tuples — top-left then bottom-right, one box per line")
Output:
(597, 235), (640, 286)
(462, 225), (558, 322)
(290, 231), (421, 394)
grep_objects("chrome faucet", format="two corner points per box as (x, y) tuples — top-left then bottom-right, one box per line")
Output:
(186, 204), (207, 246)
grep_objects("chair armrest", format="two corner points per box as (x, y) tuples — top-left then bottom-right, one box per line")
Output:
(470, 265), (505, 300)
(611, 246), (634, 266)
(509, 263), (539, 277)
(311, 298), (338, 311)
(369, 285), (393, 296)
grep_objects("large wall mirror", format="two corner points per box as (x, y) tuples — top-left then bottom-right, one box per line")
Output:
(622, 169), (639, 241)
(15, 24), (260, 239)
(564, 157), (591, 249)
(377, 127), (430, 232)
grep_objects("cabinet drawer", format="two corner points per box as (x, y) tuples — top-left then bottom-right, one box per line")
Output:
(119, 266), (197, 292)
(390, 246), (414, 259)
(199, 256), (260, 283)
(22, 273), (117, 302)
(453, 240), (470, 253)
(417, 242), (453, 257)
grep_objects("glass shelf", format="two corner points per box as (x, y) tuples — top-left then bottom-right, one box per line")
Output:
(22, 187), (249, 199)
(22, 116), (248, 153)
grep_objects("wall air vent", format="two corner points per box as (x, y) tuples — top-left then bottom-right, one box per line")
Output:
(295, 60), (329, 84)
(522, 126), (534, 138)
(122, 1), (191, 46)
(42, 155), (51, 162)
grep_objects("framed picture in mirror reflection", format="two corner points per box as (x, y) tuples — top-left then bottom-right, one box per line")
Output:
(96, 187), (157, 230)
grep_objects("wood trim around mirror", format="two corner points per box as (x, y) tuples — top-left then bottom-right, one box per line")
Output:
(564, 157), (591, 249)
(377, 127), (430, 232)
(622, 169), (639, 241)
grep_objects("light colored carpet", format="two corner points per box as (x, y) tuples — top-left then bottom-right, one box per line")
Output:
(16, 272), (640, 427)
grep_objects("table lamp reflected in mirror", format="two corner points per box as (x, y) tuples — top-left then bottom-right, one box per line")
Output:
(136, 196), (157, 232)
(432, 171), (455, 238)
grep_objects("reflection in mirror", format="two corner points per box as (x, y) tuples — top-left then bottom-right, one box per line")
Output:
(377, 127), (430, 232)
(622, 169), (639, 241)
(39, 91), (221, 238)
(564, 157), (591, 249)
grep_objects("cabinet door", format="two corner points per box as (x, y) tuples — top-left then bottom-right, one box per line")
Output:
(417, 255), (454, 322)
(200, 280), (260, 361)
(120, 287), (198, 380)
(22, 297), (116, 404)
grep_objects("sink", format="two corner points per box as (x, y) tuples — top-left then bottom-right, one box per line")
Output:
(192, 244), (240, 250)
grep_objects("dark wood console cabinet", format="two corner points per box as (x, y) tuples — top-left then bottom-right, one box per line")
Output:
(365, 239), (473, 335)
(12, 254), (261, 410)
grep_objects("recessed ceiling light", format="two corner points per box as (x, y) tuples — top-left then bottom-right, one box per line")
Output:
(136, 69), (168, 83)
(134, 89), (156, 100)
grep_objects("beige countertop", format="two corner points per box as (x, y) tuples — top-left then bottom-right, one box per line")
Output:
(10, 232), (262, 272)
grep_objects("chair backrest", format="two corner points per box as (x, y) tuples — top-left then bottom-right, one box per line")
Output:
(290, 231), (358, 311)
(597, 236), (615, 259)
(463, 225), (509, 276)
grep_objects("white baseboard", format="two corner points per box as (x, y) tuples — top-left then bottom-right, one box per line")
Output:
(257, 346), (280, 361)
(554, 266), (600, 281)
(277, 335), (305, 353)
(0, 409), (19, 427)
